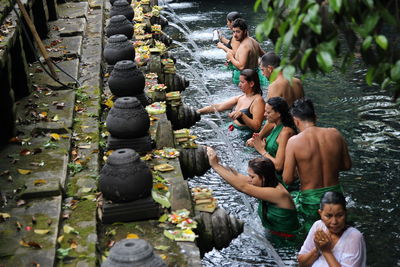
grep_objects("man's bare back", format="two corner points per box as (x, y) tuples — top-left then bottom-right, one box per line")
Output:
(267, 74), (304, 107)
(284, 127), (351, 190)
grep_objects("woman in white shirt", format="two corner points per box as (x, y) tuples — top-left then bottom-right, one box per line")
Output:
(298, 191), (366, 267)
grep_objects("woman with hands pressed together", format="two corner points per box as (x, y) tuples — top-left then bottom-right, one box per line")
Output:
(206, 147), (299, 237)
(197, 69), (265, 132)
(298, 191), (366, 267)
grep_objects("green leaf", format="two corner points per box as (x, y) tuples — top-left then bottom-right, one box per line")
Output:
(375, 35), (388, 50)
(301, 48), (313, 70)
(158, 213), (168, 222)
(363, 13), (379, 35)
(362, 36), (372, 50)
(390, 60), (400, 81)
(152, 189), (171, 208)
(329, 0), (342, 13)
(293, 14), (305, 35)
(366, 67), (375, 85)
(262, 15), (275, 39)
(283, 65), (295, 82)
(254, 0), (262, 11)
(381, 77), (391, 89)
(362, 0), (374, 9)
(270, 67), (282, 83)
(316, 51), (333, 72)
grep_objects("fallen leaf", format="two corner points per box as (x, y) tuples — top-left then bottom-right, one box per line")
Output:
(56, 103), (65, 109)
(31, 262), (40, 267)
(16, 221), (22, 231)
(80, 187), (92, 193)
(57, 235), (64, 244)
(78, 145), (91, 149)
(52, 115), (59, 121)
(63, 225), (79, 235)
(20, 149), (31, 156)
(160, 254), (167, 260)
(34, 179), (47, 186)
(0, 213), (11, 220)
(69, 239), (78, 249)
(17, 199), (26, 206)
(34, 229), (50, 235)
(126, 233), (139, 239)
(154, 245), (169, 251)
(106, 240), (115, 248)
(17, 169), (32, 175)
(0, 170), (10, 176)
(39, 112), (47, 118)
(32, 216), (37, 224)
(25, 226), (32, 231)
(9, 136), (22, 143)
(47, 219), (53, 226)
(50, 133), (60, 140)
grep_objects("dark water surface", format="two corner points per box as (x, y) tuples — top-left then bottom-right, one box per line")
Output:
(161, 1), (400, 266)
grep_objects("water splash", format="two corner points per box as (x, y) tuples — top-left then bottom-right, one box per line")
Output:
(167, 22), (201, 52)
(172, 41), (206, 71)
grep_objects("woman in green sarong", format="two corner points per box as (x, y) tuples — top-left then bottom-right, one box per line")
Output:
(207, 147), (300, 237)
(249, 97), (297, 187)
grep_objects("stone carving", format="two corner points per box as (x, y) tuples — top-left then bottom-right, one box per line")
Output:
(178, 145), (210, 179)
(108, 60), (145, 97)
(110, 0), (134, 21)
(106, 15), (134, 39)
(104, 35), (135, 68)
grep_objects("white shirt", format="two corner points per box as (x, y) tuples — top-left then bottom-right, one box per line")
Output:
(299, 220), (367, 267)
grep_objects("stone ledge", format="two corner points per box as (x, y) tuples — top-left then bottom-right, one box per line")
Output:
(58, 2), (89, 19)
(48, 18), (87, 37)
(44, 36), (83, 59)
(0, 196), (62, 266)
(15, 89), (75, 132)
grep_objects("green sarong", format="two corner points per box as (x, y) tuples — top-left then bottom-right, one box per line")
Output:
(292, 184), (343, 232)
(258, 200), (299, 237)
(229, 63), (269, 87)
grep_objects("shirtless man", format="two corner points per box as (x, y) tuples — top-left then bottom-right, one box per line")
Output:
(283, 98), (352, 230)
(247, 52), (304, 145)
(225, 19), (267, 86)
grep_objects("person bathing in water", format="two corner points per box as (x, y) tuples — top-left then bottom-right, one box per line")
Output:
(283, 99), (352, 231)
(197, 69), (265, 133)
(223, 18), (268, 87)
(207, 147), (299, 237)
(216, 11), (241, 54)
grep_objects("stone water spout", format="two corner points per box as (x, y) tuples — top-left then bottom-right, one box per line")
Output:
(178, 145), (210, 179)
(106, 15), (134, 39)
(166, 103), (200, 130)
(102, 238), (166, 267)
(195, 208), (244, 256)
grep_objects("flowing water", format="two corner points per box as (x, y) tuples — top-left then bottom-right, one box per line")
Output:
(161, 1), (400, 266)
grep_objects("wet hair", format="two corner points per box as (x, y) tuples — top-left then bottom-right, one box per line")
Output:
(320, 191), (347, 211)
(290, 98), (316, 122)
(240, 69), (262, 96)
(226, 11), (241, 22)
(260, 52), (281, 68)
(248, 157), (279, 224)
(248, 157), (279, 188)
(232, 18), (248, 31)
(267, 97), (297, 133)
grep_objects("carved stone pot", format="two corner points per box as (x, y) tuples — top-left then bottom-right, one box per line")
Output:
(174, 73), (190, 92)
(106, 97), (150, 138)
(178, 145), (210, 179)
(107, 134), (153, 154)
(106, 15), (134, 39)
(99, 149), (152, 202)
(104, 35), (135, 67)
(102, 239), (166, 267)
(108, 60), (145, 97)
(110, 0), (131, 5)
(110, 0), (134, 21)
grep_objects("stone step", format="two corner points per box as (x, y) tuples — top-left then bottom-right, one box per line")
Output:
(15, 88), (75, 132)
(48, 18), (87, 37)
(28, 59), (79, 90)
(0, 196), (62, 266)
(58, 2), (89, 19)
(44, 36), (83, 59)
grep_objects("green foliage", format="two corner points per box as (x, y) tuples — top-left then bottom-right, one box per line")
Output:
(255, 0), (400, 99)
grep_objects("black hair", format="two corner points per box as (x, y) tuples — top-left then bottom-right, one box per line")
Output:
(240, 69), (262, 96)
(248, 157), (279, 188)
(248, 157), (279, 225)
(320, 191), (347, 211)
(267, 97), (297, 133)
(232, 18), (248, 31)
(260, 52), (281, 68)
(226, 11), (241, 22)
(290, 98), (316, 122)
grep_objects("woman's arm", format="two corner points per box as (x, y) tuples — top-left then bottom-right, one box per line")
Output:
(298, 248), (320, 267)
(207, 147), (285, 204)
(217, 42), (233, 54)
(197, 96), (239, 114)
(298, 222), (321, 267)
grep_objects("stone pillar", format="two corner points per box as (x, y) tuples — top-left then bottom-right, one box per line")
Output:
(0, 58), (16, 144)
